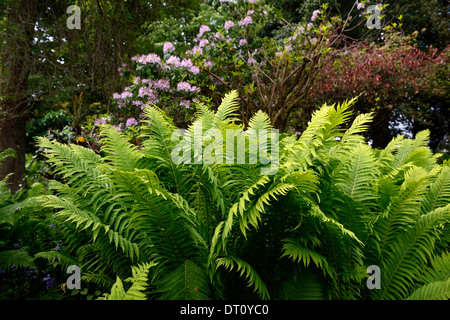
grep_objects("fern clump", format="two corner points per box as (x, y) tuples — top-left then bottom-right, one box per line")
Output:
(35, 91), (449, 300)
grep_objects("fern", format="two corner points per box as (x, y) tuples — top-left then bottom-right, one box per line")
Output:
(216, 255), (269, 300)
(406, 278), (450, 300)
(99, 262), (156, 300)
(375, 205), (450, 300)
(0, 249), (36, 270)
(154, 260), (211, 300)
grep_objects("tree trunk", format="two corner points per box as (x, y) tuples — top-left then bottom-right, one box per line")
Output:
(0, 0), (35, 192)
(0, 117), (27, 192)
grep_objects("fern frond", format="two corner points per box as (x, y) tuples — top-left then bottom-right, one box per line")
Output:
(375, 204), (450, 300)
(154, 260), (211, 300)
(216, 255), (269, 300)
(334, 144), (379, 203)
(281, 238), (333, 277)
(100, 126), (143, 172)
(376, 166), (431, 252)
(406, 278), (450, 300)
(248, 110), (273, 131)
(98, 262), (155, 300)
(420, 165), (450, 215)
(309, 205), (363, 246)
(213, 90), (241, 126)
(0, 249), (36, 270)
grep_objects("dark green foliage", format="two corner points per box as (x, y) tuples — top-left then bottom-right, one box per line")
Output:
(35, 92), (449, 300)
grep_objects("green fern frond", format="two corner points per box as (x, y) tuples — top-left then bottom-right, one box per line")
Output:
(99, 126), (143, 172)
(420, 165), (450, 215)
(35, 250), (78, 270)
(281, 238), (333, 277)
(391, 130), (430, 171)
(376, 204), (450, 300)
(420, 251), (450, 284)
(154, 260), (211, 300)
(309, 205), (363, 246)
(406, 278), (450, 300)
(213, 90), (241, 126)
(216, 255), (269, 300)
(0, 249), (36, 270)
(376, 166), (431, 252)
(223, 175), (271, 241)
(248, 110), (273, 131)
(98, 262), (156, 300)
(334, 144), (379, 203)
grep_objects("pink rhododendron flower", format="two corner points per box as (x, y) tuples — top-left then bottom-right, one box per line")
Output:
(224, 20), (234, 31)
(203, 60), (213, 69)
(357, 2), (365, 10)
(113, 93), (121, 99)
(121, 91), (133, 99)
(163, 42), (175, 54)
(177, 81), (192, 92)
(189, 66), (200, 75)
(197, 25), (211, 38)
(135, 53), (161, 65)
(247, 10), (254, 15)
(191, 45), (203, 56)
(239, 39), (247, 46)
(199, 39), (209, 48)
(112, 124), (122, 131)
(214, 32), (225, 40)
(180, 58), (193, 68)
(166, 55), (181, 68)
(239, 16), (253, 26)
(311, 10), (320, 21)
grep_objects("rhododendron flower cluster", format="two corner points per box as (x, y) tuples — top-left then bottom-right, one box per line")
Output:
(238, 16), (253, 26)
(163, 42), (175, 54)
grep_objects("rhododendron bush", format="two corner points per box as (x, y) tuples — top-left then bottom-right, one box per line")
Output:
(104, 0), (365, 130)
(92, 0), (447, 149)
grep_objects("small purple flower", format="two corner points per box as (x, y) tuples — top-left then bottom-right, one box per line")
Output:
(199, 39), (209, 48)
(126, 118), (138, 127)
(180, 100), (191, 108)
(177, 81), (192, 92)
